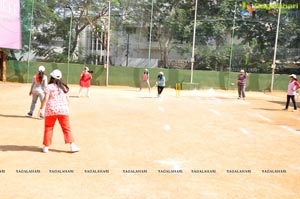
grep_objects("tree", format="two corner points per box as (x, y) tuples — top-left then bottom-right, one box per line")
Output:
(15, 0), (114, 63)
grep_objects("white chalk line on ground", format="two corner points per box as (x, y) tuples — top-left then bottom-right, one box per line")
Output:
(251, 113), (273, 123)
(240, 128), (251, 135)
(289, 164), (300, 170)
(209, 109), (221, 116)
(292, 116), (300, 121)
(279, 125), (300, 135)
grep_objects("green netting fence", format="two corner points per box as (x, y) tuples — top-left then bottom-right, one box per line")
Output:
(6, 60), (290, 92)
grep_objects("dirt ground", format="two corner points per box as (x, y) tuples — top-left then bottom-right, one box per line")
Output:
(0, 82), (300, 199)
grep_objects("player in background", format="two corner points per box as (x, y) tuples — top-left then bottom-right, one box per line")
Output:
(27, 65), (47, 119)
(139, 68), (151, 92)
(156, 71), (166, 97)
(237, 69), (248, 100)
(283, 74), (300, 112)
(78, 66), (92, 97)
(39, 69), (80, 153)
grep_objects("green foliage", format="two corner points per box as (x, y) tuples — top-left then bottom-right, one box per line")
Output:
(7, 0), (300, 74)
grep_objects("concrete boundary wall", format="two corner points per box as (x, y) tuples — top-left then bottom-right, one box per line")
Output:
(5, 61), (289, 91)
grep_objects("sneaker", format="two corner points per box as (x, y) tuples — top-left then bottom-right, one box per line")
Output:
(70, 143), (80, 152)
(27, 112), (32, 117)
(293, 109), (297, 112)
(282, 108), (288, 111)
(42, 146), (49, 153)
(40, 115), (44, 119)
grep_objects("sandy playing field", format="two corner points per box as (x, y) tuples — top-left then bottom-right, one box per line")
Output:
(0, 82), (300, 199)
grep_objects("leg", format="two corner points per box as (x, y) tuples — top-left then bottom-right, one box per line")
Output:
(57, 115), (75, 144)
(157, 86), (164, 96)
(285, 95), (291, 109)
(38, 91), (45, 117)
(38, 91), (45, 103)
(86, 87), (90, 97)
(242, 85), (246, 98)
(291, 95), (297, 110)
(237, 85), (242, 98)
(28, 93), (39, 115)
(146, 80), (151, 92)
(157, 86), (162, 95)
(78, 87), (83, 97)
(139, 80), (143, 90)
(160, 87), (164, 94)
(43, 115), (57, 146)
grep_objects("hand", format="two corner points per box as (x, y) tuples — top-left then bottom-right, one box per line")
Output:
(38, 109), (43, 117)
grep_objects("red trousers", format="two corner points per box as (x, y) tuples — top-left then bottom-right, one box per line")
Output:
(43, 115), (75, 146)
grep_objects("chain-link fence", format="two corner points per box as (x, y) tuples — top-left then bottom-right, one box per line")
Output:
(1, 0), (300, 84)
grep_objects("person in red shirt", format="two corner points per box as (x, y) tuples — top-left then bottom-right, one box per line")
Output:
(139, 68), (151, 92)
(78, 66), (92, 97)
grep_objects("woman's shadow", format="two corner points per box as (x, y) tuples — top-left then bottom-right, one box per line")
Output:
(0, 145), (41, 152)
(0, 145), (70, 153)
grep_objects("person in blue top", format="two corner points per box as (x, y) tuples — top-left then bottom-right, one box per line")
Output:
(156, 71), (166, 97)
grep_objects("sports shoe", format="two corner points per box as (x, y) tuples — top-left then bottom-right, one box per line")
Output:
(42, 146), (49, 153)
(27, 112), (33, 117)
(293, 109), (297, 112)
(70, 143), (80, 152)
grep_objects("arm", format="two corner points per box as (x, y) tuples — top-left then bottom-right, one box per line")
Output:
(29, 83), (34, 96)
(38, 92), (49, 117)
(294, 81), (300, 90)
(237, 76), (240, 83)
(29, 76), (35, 95)
(39, 93), (49, 110)
(42, 76), (48, 89)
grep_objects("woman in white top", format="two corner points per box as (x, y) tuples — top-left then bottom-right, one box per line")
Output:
(27, 65), (47, 118)
(284, 74), (300, 112)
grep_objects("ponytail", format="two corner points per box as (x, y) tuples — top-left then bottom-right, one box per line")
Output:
(38, 71), (44, 82)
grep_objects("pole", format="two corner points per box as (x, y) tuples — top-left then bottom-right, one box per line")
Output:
(27, 0), (35, 83)
(270, 0), (282, 92)
(190, 0), (198, 83)
(106, 0), (111, 86)
(66, 6), (73, 84)
(148, 0), (154, 68)
(126, 33), (129, 67)
(227, 1), (237, 89)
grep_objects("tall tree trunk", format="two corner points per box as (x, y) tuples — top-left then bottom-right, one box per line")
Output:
(0, 51), (7, 82)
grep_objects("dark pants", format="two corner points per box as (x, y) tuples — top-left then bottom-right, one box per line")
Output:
(157, 86), (164, 95)
(238, 84), (246, 98)
(285, 95), (297, 110)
